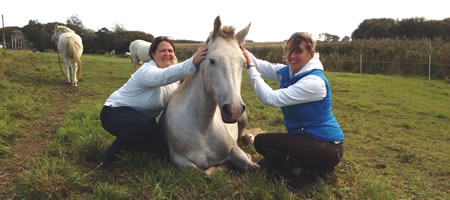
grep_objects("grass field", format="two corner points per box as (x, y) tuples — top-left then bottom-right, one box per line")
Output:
(0, 49), (449, 199)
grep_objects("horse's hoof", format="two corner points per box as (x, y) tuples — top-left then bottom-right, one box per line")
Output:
(243, 134), (254, 145)
(205, 165), (226, 176)
(246, 162), (260, 170)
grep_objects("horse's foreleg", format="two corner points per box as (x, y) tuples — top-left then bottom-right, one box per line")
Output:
(132, 56), (139, 71)
(237, 111), (248, 138)
(172, 154), (200, 171)
(229, 146), (260, 171)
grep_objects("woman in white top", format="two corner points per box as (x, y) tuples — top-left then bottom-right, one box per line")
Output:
(101, 36), (208, 164)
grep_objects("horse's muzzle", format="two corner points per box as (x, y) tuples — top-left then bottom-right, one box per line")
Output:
(221, 104), (245, 123)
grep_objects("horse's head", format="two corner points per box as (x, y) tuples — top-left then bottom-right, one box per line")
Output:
(201, 16), (251, 123)
(51, 25), (63, 44)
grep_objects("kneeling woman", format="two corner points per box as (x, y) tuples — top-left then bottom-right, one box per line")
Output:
(241, 32), (344, 182)
(100, 36), (208, 164)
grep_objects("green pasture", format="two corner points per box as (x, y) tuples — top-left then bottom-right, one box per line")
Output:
(0, 49), (448, 199)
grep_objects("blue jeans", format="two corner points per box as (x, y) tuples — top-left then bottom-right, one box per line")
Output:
(100, 106), (167, 163)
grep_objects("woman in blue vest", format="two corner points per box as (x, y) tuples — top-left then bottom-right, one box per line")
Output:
(241, 32), (344, 183)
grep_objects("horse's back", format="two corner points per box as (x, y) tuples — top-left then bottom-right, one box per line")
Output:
(58, 32), (83, 58)
(129, 40), (151, 62)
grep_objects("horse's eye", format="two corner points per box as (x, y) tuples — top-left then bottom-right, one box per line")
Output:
(209, 58), (215, 65)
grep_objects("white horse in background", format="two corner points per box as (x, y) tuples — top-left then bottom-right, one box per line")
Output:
(159, 16), (259, 173)
(51, 25), (83, 87)
(129, 39), (152, 71)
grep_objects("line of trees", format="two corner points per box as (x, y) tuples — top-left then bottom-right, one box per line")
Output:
(1, 16), (449, 53)
(351, 17), (450, 40)
(1, 15), (155, 54)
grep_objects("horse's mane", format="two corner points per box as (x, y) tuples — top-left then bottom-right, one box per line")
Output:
(177, 70), (196, 91)
(217, 26), (236, 40)
(57, 25), (75, 33)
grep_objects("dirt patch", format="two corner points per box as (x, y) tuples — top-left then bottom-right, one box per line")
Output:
(0, 86), (80, 199)
(243, 128), (264, 136)
(242, 128), (265, 145)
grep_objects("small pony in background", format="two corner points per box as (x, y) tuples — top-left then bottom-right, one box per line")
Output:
(129, 39), (151, 71)
(51, 25), (83, 87)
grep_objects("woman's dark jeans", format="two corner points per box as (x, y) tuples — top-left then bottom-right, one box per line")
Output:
(100, 106), (167, 163)
(254, 132), (343, 175)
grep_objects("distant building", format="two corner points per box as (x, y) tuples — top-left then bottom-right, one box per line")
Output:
(11, 30), (24, 50)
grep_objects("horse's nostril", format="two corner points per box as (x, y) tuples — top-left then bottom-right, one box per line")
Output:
(222, 104), (231, 113)
(222, 104), (245, 114)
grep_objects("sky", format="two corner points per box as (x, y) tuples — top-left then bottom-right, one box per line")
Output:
(1, 0), (448, 42)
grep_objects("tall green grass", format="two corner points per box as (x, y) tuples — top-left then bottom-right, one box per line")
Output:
(1, 49), (449, 199)
(0, 51), (59, 156)
(318, 38), (450, 79)
(176, 39), (450, 79)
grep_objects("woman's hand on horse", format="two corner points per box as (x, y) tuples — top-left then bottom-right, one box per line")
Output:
(240, 46), (253, 69)
(193, 44), (209, 67)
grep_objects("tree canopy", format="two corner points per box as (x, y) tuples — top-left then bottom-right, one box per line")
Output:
(4, 15), (155, 54)
(2, 16), (449, 52)
(352, 17), (450, 40)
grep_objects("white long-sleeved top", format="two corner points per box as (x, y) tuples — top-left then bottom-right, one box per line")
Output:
(104, 58), (196, 118)
(246, 52), (327, 107)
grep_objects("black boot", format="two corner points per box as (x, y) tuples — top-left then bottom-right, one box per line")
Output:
(103, 139), (123, 166)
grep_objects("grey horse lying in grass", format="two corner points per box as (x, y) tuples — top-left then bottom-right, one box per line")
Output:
(159, 16), (259, 173)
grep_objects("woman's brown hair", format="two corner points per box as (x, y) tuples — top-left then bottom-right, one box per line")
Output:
(285, 32), (316, 59)
(149, 36), (175, 59)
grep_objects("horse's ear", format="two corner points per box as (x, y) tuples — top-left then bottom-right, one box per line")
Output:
(236, 23), (251, 45)
(212, 16), (222, 39)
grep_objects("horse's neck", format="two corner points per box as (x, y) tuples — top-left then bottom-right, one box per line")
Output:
(181, 73), (218, 120)
(60, 28), (72, 33)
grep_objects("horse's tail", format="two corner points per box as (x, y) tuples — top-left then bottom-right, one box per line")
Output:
(68, 37), (82, 79)
(75, 55), (82, 79)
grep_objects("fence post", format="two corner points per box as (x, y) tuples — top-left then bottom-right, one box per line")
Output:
(428, 40), (432, 81)
(2, 15), (5, 51)
(428, 54), (431, 81)
(360, 53), (362, 74)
